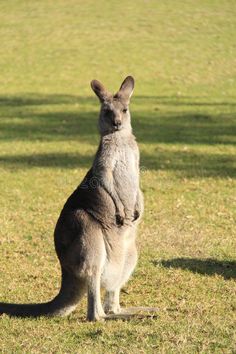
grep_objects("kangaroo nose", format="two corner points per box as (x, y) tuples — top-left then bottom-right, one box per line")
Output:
(113, 120), (121, 128)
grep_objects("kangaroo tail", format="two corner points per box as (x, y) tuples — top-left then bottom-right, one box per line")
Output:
(0, 269), (86, 318)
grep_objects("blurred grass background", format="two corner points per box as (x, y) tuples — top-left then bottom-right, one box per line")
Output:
(0, 1), (235, 353)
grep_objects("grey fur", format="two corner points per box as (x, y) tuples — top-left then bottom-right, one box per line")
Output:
(0, 76), (145, 321)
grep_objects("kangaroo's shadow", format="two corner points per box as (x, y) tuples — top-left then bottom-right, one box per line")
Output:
(154, 258), (236, 280)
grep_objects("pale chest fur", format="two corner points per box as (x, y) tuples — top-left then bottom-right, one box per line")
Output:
(112, 136), (139, 208)
(114, 144), (139, 187)
(94, 133), (140, 214)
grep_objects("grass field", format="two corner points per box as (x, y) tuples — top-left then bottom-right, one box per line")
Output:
(0, 1), (236, 353)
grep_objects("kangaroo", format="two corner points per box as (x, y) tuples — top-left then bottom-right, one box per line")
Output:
(0, 76), (157, 321)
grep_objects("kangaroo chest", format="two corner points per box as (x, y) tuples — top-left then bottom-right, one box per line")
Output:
(113, 143), (139, 204)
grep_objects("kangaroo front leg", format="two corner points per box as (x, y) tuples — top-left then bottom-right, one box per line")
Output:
(103, 289), (121, 314)
(133, 189), (144, 222)
(87, 274), (106, 321)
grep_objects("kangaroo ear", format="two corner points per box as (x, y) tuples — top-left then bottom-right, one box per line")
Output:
(91, 80), (108, 102)
(116, 76), (135, 102)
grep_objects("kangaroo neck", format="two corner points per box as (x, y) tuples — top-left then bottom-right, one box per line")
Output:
(100, 128), (133, 142)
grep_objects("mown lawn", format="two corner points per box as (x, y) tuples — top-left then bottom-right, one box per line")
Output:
(0, 1), (235, 353)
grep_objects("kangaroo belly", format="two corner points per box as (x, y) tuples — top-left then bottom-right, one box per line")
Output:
(101, 225), (137, 290)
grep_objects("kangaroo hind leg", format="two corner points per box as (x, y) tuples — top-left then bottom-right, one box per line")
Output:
(103, 289), (121, 315)
(87, 272), (106, 321)
(103, 228), (137, 316)
(85, 227), (107, 322)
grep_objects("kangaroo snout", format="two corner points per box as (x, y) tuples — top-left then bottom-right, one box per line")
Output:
(113, 119), (122, 130)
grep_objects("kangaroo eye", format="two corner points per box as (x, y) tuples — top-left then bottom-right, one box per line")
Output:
(122, 108), (127, 113)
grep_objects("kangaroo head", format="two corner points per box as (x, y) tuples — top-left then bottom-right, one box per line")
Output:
(91, 76), (134, 135)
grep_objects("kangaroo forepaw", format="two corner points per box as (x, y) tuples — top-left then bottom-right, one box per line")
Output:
(133, 210), (140, 221)
(115, 213), (124, 226)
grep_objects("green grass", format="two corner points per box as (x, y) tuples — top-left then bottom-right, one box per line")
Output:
(0, 1), (236, 353)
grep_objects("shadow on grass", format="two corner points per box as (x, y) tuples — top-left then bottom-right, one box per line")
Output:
(134, 112), (236, 145)
(0, 152), (93, 169)
(0, 93), (99, 144)
(0, 93), (235, 177)
(0, 93), (94, 106)
(0, 93), (236, 145)
(140, 149), (236, 178)
(0, 110), (99, 144)
(154, 258), (236, 280)
(135, 95), (236, 107)
(0, 149), (235, 178)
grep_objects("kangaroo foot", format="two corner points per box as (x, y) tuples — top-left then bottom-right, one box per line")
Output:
(104, 306), (159, 320)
